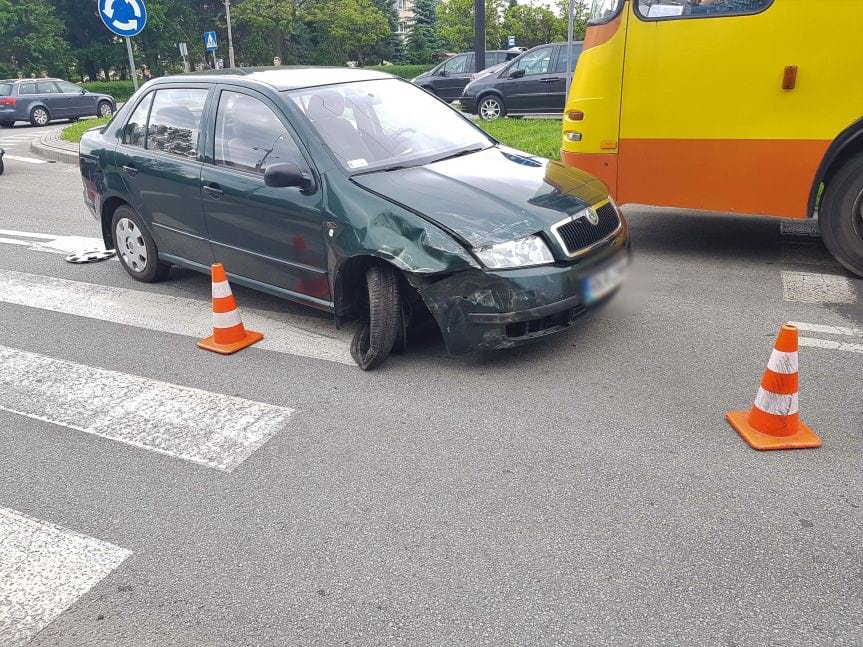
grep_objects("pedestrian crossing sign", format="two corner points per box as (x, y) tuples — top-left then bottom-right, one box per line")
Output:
(204, 31), (218, 51)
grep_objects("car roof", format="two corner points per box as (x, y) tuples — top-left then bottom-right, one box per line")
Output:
(154, 66), (393, 91)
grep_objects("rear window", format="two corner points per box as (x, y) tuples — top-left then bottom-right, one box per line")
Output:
(0, 83), (12, 96)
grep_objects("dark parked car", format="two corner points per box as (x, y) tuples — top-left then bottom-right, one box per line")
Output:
(79, 67), (629, 369)
(412, 50), (521, 102)
(0, 78), (115, 128)
(460, 42), (584, 119)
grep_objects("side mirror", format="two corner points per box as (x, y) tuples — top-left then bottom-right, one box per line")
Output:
(80, 88), (87, 94)
(264, 162), (315, 193)
(509, 68), (525, 79)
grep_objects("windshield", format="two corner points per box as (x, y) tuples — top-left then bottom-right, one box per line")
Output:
(0, 83), (12, 96)
(588, 0), (624, 23)
(288, 78), (492, 173)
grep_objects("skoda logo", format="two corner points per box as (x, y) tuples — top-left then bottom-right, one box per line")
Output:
(584, 209), (599, 226)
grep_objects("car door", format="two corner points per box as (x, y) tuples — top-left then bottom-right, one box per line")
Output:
(500, 45), (555, 112)
(114, 86), (214, 266)
(433, 54), (471, 101)
(547, 43), (584, 112)
(35, 81), (67, 118)
(55, 80), (91, 117)
(201, 87), (329, 302)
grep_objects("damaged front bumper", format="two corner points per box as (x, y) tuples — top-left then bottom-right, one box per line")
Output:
(407, 230), (631, 355)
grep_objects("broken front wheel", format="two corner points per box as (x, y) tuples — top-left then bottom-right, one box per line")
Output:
(350, 264), (401, 370)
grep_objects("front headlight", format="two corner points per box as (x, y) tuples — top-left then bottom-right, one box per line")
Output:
(474, 235), (555, 269)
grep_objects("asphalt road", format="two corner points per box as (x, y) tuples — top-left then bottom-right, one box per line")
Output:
(0, 122), (861, 647)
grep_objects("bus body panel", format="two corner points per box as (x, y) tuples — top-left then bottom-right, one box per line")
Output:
(563, 0), (863, 219)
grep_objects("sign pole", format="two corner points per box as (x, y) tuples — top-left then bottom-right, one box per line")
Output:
(126, 37), (139, 91)
(224, 0), (236, 69)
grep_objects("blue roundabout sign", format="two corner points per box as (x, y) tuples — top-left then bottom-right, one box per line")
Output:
(98, 0), (148, 38)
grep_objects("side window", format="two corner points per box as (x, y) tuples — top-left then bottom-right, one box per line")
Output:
(122, 93), (153, 147)
(36, 81), (60, 94)
(19, 82), (36, 95)
(510, 47), (553, 76)
(442, 55), (468, 75)
(552, 45), (583, 73)
(214, 91), (302, 175)
(146, 88), (207, 158)
(56, 81), (82, 94)
(637, 0), (771, 19)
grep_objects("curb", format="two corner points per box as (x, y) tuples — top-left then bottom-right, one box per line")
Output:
(31, 130), (78, 165)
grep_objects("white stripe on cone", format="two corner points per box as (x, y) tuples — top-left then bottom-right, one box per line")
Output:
(212, 309), (243, 329)
(212, 280), (232, 299)
(766, 349), (799, 374)
(754, 387), (799, 416)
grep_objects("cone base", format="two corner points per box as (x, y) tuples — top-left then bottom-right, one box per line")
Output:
(726, 410), (822, 450)
(197, 330), (263, 355)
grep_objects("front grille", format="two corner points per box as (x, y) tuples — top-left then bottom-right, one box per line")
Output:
(505, 305), (587, 339)
(553, 202), (620, 256)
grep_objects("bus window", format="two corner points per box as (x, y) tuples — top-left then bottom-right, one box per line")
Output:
(588, 0), (624, 24)
(636, 0), (772, 19)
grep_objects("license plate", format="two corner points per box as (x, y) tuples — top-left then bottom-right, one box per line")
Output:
(582, 256), (628, 305)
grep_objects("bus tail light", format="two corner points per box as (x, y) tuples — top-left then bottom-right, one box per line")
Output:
(782, 65), (798, 90)
(564, 131), (582, 142)
(567, 111), (584, 121)
(0, 97), (16, 106)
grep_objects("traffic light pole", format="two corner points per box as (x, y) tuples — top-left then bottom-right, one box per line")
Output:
(474, 0), (485, 73)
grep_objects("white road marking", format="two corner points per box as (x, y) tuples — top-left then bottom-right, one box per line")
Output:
(781, 271), (858, 304)
(0, 507), (131, 647)
(0, 345), (295, 471)
(0, 269), (354, 365)
(0, 229), (106, 255)
(2, 154), (49, 164)
(799, 337), (863, 354)
(790, 321), (863, 338)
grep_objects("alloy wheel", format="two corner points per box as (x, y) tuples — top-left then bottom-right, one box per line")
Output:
(32, 108), (48, 126)
(115, 217), (148, 273)
(479, 98), (501, 121)
(99, 102), (113, 117)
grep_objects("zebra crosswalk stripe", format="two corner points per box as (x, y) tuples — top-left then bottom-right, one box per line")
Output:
(0, 507), (131, 647)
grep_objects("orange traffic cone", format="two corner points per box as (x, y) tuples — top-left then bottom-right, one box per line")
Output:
(726, 324), (821, 450)
(197, 263), (263, 355)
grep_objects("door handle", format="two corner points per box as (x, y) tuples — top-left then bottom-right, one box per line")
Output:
(203, 183), (224, 198)
(539, 77), (559, 83)
(121, 164), (138, 176)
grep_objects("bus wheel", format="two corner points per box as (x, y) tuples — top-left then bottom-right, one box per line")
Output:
(821, 153), (863, 277)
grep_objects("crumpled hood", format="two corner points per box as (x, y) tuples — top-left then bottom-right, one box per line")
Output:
(351, 146), (609, 247)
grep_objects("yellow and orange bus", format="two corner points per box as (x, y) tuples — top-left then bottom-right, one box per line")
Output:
(561, 0), (863, 275)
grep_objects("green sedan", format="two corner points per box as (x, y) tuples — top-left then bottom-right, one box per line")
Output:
(79, 67), (629, 370)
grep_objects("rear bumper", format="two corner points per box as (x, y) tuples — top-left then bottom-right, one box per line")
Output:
(0, 107), (21, 121)
(408, 222), (630, 354)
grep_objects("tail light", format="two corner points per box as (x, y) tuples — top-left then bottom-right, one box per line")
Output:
(0, 97), (16, 107)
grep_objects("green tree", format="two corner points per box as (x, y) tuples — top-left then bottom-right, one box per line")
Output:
(232, 0), (304, 62)
(502, 3), (566, 50)
(437, 0), (505, 53)
(304, 0), (390, 65)
(405, 0), (440, 64)
(0, 0), (72, 77)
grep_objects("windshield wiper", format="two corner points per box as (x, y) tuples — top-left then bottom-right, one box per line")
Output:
(352, 163), (413, 175)
(429, 144), (489, 164)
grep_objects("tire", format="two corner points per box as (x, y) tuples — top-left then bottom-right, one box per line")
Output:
(111, 205), (171, 282)
(350, 264), (401, 370)
(478, 94), (505, 121)
(0, 121), (13, 128)
(98, 101), (113, 118)
(820, 152), (863, 277)
(0, 157), (4, 176)
(29, 106), (50, 127)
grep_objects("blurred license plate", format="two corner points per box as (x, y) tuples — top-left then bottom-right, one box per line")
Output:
(583, 256), (628, 304)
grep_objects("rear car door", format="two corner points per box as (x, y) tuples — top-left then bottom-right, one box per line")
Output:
(114, 86), (213, 266)
(35, 81), (67, 118)
(547, 43), (584, 111)
(501, 45), (555, 112)
(201, 87), (329, 302)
